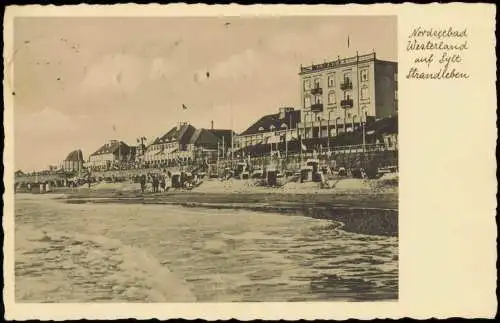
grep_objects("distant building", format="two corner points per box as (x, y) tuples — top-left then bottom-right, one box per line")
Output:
(87, 140), (134, 169)
(298, 52), (398, 139)
(207, 128), (234, 151)
(143, 122), (236, 165)
(189, 128), (226, 163)
(143, 122), (197, 165)
(62, 149), (84, 173)
(235, 107), (301, 151)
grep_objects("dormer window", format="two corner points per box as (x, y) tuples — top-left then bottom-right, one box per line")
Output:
(258, 126), (265, 132)
(269, 125), (276, 131)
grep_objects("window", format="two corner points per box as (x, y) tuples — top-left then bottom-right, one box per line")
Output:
(315, 95), (322, 104)
(313, 77), (321, 88)
(395, 89), (398, 100)
(347, 113), (352, 119)
(303, 79), (310, 90)
(360, 69), (369, 82)
(345, 92), (352, 100)
(327, 74), (335, 87)
(328, 91), (336, 104)
(361, 86), (369, 99)
(304, 95), (311, 108)
(394, 73), (398, 81)
(343, 72), (351, 83)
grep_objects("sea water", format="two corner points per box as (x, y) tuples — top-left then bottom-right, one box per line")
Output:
(14, 194), (398, 302)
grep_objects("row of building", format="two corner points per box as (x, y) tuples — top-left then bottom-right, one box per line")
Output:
(60, 51), (398, 173)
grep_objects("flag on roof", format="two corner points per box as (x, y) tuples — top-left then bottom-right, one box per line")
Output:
(182, 104), (188, 110)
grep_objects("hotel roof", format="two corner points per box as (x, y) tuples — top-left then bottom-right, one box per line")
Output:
(64, 149), (84, 162)
(90, 141), (130, 156)
(240, 109), (301, 136)
(189, 128), (221, 146)
(151, 123), (196, 145)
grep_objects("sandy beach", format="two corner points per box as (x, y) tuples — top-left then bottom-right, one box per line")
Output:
(47, 175), (398, 237)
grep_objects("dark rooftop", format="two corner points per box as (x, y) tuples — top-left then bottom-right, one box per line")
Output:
(65, 149), (84, 162)
(240, 109), (301, 136)
(90, 141), (131, 156)
(152, 123), (196, 146)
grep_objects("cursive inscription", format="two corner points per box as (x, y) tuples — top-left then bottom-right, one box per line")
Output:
(406, 27), (470, 80)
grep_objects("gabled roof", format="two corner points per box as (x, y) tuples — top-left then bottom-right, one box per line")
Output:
(240, 110), (301, 136)
(189, 128), (221, 145)
(152, 123), (196, 145)
(207, 129), (235, 146)
(65, 149), (84, 162)
(90, 141), (130, 156)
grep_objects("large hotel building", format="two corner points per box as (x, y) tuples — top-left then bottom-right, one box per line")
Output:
(297, 51), (397, 139)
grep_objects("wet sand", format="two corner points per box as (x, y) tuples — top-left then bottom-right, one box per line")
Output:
(60, 189), (397, 237)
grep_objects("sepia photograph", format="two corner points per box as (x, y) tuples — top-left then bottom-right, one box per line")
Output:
(11, 15), (399, 303)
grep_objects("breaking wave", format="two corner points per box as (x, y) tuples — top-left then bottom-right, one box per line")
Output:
(15, 225), (196, 302)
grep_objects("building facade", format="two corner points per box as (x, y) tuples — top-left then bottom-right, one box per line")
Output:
(87, 140), (134, 170)
(234, 107), (301, 152)
(298, 52), (397, 140)
(143, 122), (234, 166)
(62, 149), (84, 173)
(143, 122), (196, 165)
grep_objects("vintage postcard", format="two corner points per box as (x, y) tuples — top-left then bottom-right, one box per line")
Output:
(3, 3), (497, 320)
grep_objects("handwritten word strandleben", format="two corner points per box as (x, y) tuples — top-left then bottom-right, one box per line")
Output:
(406, 26), (470, 80)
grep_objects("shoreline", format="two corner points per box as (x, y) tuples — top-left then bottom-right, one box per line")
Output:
(17, 178), (398, 237)
(60, 190), (398, 237)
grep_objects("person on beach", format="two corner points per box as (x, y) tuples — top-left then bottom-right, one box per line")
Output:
(140, 175), (146, 193)
(160, 176), (166, 192)
(152, 176), (159, 193)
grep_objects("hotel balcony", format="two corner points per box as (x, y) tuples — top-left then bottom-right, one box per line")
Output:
(310, 86), (323, 95)
(340, 81), (353, 91)
(340, 99), (354, 109)
(310, 103), (324, 113)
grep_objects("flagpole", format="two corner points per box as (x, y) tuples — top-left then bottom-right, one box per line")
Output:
(222, 136), (225, 161)
(285, 132), (288, 159)
(300, 134), (303, 163)
(356, 49), (366, 169)
(217, 140), (220, 177)
(230, 103), (234, 168)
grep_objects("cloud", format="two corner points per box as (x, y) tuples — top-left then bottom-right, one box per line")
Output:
(80, 53), (147, 93)
(16, 107), (87, 136)
(149, 57), (178, 80)
(203, 49), (261, 83)
(266, 22), (341, 57)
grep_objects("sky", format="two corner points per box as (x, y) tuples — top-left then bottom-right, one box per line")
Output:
(11, 16), (396, 171)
